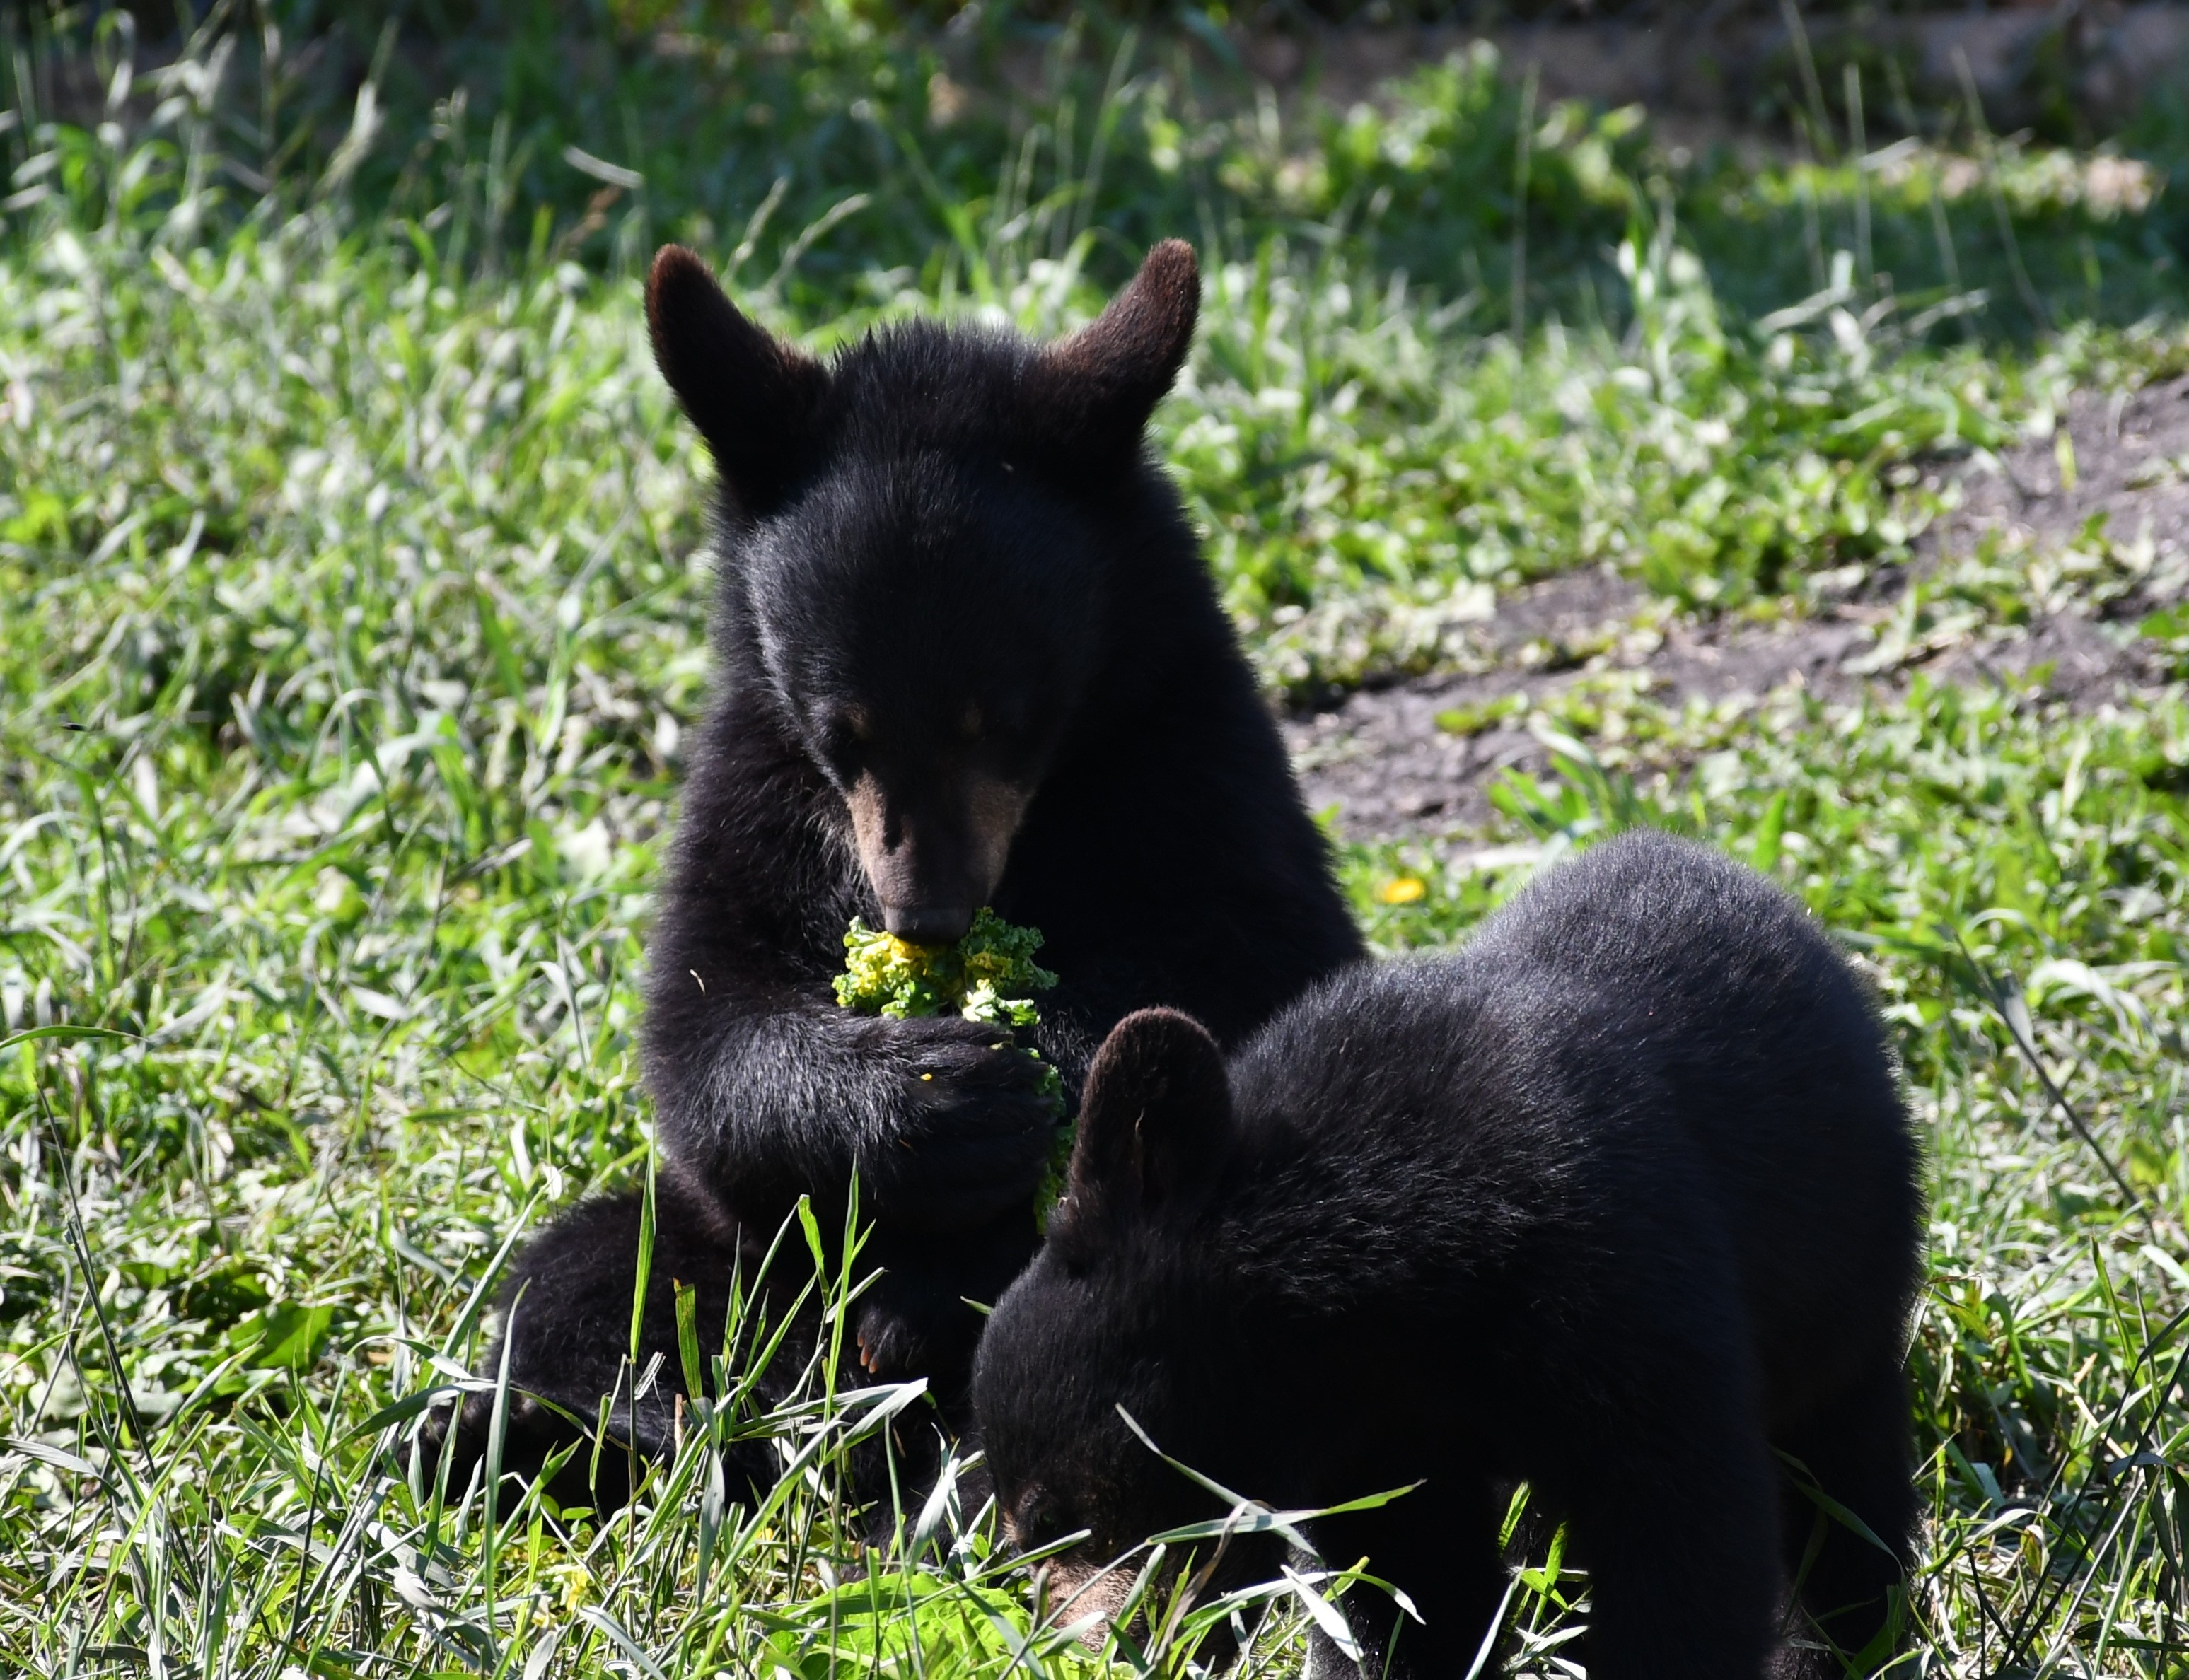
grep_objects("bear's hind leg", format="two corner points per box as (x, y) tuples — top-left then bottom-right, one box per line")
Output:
(414, 1179), (765, 1513)
(1569, 1406), (1782, 1680)
(1308, 1481), (1510, 1680)
(1774, 1353), (1917, 1679)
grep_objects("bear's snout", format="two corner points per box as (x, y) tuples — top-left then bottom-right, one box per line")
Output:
(1035, 1553), (1139, 1650)
(846, 769), (1028, 945)
(882, 901), (975, 944)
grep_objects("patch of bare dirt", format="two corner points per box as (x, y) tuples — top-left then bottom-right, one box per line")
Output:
(1934, 373), (2189, 574)
(1286, 385), (2189, 841)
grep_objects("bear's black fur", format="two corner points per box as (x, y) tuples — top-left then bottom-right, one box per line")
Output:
(974, 830), (1924, 1680)
(424, 242), (1364, 1503)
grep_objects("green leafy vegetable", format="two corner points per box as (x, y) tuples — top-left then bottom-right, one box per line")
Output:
(832, 908), (1057, 1025)
(834, 909), (1073, 1224)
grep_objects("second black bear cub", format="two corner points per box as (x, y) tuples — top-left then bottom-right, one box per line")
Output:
(975, 831), (1923, 1680)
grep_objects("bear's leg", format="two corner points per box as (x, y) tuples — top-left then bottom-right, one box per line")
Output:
(1570, 1413), (1782, 1680)
(1308, 1483), (1510, 1680)
(1773, 1353), (1917, 1679)
(413, 1179), (777, 1514)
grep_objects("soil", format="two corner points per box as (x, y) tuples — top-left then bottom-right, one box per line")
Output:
(1285, 375), (2189, 841)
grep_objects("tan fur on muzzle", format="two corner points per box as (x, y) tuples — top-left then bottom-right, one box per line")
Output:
(1037, 1554), (1141, 1652)
(845, 771), (1030, 926)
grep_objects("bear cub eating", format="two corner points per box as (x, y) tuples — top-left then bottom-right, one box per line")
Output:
(975, 830), (1922, 1680)
(421, 239), (1364, 1503)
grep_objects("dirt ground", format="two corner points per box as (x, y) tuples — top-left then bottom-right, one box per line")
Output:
(1287, 375), (2189, 840)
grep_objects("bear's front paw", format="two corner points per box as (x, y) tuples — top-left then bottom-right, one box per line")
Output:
(862, 1017), (1062, 1229)
(853, 1270), (987, 1377)
(854, 1297), (929, 1376)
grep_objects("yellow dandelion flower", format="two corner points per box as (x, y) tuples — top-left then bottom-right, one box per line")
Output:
(1380, 876), (1427, 905)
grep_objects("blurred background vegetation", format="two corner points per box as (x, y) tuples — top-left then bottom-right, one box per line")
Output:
(9, 0), (2189, 689)
(9, 0), (2188, 316)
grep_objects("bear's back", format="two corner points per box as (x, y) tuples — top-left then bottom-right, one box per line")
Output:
(1229, 830), (1921, 1416)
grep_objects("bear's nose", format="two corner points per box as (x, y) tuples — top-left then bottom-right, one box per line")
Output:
(883, 902), (973, 945)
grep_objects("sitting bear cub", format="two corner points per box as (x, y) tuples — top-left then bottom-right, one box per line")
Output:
(419, 240), (1363, 1507)
(975, 830), (1922, 1680)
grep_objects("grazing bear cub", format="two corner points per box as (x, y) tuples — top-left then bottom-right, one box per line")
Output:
(428, 241), (1363, 1498)
(975, 831), (1923, 1680)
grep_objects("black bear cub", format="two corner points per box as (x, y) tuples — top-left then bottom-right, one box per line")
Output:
(422, 240), (1364, 1501)
(975, 831), (1923, 1680)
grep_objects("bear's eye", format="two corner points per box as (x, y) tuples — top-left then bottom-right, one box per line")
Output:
(1013, 1484), (1067, 1547)
(819, 708), (872, 762)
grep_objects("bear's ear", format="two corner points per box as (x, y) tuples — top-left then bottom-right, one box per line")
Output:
(1056, 1008), (1229, 1247)
(1026, 240), (1199, 466)
(646, 245), (829, 509)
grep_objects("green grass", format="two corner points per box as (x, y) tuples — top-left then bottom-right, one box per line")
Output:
(4, 6), (2189, 1676)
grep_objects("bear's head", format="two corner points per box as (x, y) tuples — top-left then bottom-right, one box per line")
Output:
(646, 242), (1200, 945)
(973, 1007), (1269, 1631)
